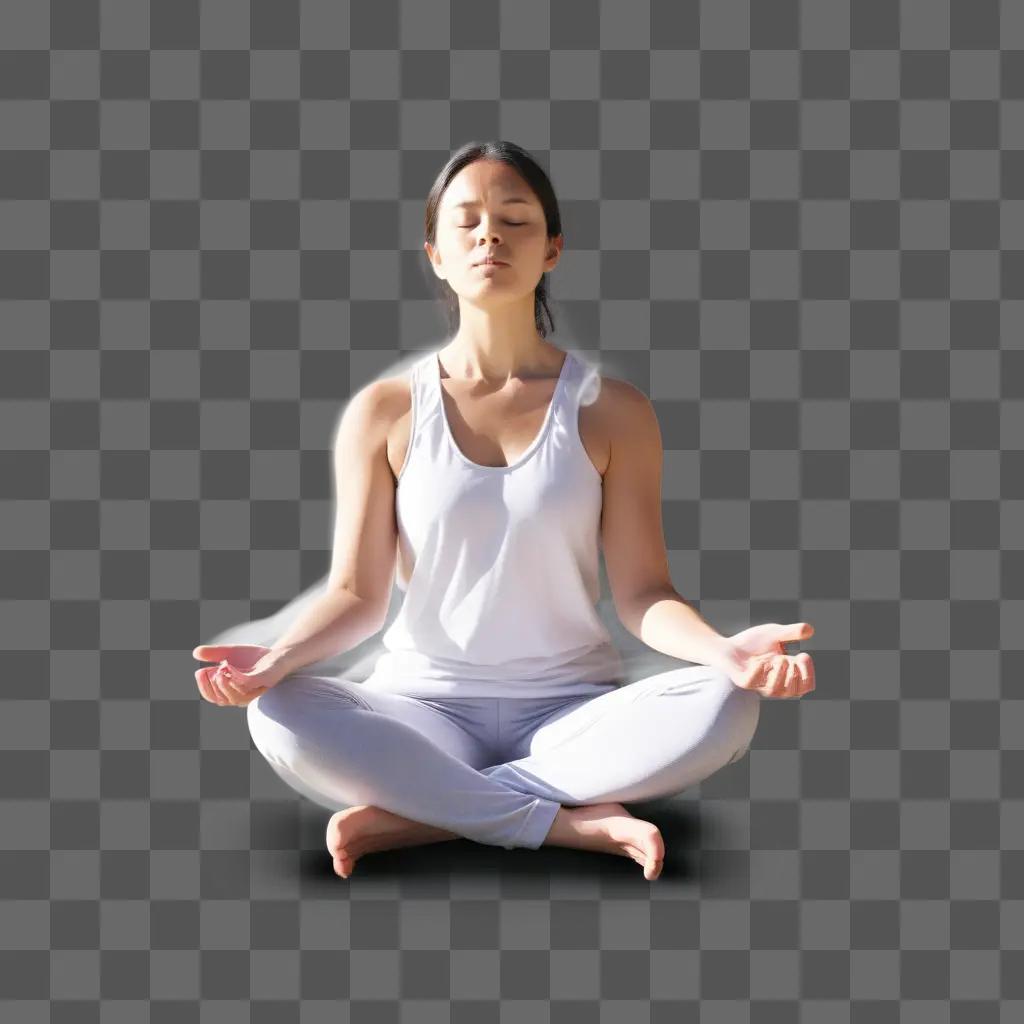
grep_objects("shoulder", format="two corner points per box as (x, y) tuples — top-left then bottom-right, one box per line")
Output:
(603, 375), (653, 415)
(603, 378), (660, 460)
(332, 361), (418, 449)
(576, 362), (657, 438)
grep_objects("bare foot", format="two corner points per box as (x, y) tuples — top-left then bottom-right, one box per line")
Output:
(326, 805), (460, 879)
(544, 801), (665, 881)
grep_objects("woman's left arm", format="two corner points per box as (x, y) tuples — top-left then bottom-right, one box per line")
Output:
(598, 378), (815, 699)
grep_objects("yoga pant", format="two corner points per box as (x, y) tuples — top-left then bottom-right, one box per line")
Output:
(245, 664), (761, 851)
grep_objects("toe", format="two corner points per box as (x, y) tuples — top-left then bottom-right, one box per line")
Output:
(645, 827), (665, 861)
(639, 830), (665, 878)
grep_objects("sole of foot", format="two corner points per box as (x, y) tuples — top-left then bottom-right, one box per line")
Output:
(558, 801), (665, 881)
(326, 804), (456, 879)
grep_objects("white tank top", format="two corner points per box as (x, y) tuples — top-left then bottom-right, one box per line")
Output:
(361, 345), (626, 698)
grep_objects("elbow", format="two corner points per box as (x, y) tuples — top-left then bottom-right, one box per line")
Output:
(616, 584), (682, 638)
(360, 594), (392, 638)
(328, 584), (391, 639)
(368, 590), (397, 636)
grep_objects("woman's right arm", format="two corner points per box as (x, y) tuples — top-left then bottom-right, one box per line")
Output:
(260, 377), (404, 681)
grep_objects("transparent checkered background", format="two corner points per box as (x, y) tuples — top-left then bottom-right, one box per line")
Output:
(1, 0), (1022, 1020)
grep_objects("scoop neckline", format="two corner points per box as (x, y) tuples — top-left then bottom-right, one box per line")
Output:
(433, 349), (573, 473)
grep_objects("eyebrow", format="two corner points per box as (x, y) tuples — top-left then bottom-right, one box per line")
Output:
(450, 198), (532, 210)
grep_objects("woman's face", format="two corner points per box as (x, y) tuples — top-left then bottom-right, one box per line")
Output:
(425, 158), (563, 307)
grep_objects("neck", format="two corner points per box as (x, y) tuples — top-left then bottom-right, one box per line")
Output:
(444, 296), (552, 382)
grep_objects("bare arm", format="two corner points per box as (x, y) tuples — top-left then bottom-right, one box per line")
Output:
(265, 588), (384, 680)
(600, 379), (739, 673)
(263, 378), (403, 679)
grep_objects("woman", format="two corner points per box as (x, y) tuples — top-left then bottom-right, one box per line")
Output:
(193, 140), (815, 882)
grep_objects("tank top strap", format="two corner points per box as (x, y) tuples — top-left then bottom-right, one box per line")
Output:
(408, 351), (428, 411)
(413, 349), (444, 414)
(552, 349), (595, 426)
(395, 351), (440, 486)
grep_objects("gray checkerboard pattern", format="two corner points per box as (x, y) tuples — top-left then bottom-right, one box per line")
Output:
(1, 0), (1021, 1019)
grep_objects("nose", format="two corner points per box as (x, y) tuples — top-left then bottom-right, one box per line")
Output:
(475, 219), (502, 245)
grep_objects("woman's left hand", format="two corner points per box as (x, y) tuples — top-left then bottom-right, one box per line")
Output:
(720, 622), (816, 699)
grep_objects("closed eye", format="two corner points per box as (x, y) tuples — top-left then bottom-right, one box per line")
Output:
(458, 221), (526, 228)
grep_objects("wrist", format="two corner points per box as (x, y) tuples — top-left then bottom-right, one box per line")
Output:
(710, 637), (744, 677)
(266, 646), (295, 676)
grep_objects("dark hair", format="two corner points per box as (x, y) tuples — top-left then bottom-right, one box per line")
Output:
(423, 140), (562, 338)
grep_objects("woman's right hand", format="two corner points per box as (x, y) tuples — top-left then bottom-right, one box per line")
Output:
(192, 644), (285, 707)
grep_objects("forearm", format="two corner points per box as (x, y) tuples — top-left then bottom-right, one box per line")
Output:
(624, 587), (742, 675)
(266, 586), (384, 679)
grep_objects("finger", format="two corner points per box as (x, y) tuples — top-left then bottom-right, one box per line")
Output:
(795, 653), (815, 695)
(767, 659), (785, 697)
(788, 658), (803, 697)
(762, 658), (783, 697)
(740, 658), (769, 691)
(793, 656), (811, 697)
(218, 664), (254, 697)
(216, 670), (265, 707)
(784, 659), (800, 698)
(779, 658), (797, 698)
(197, 667), (228, 705)
(215, 666), (248, 703)
(200, 667), (234, 706)
(747, 658), (768, 694)
(195, 668), (219, 704)
(772, 658), (792, 698)
(209, 667), (237, 705)
(220, 666), (264, 702)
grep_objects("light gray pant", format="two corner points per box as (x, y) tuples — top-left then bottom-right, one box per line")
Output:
(246, 664), (761, 851)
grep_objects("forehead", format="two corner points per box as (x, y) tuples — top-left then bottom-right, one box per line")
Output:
(441, 160), (536, 208)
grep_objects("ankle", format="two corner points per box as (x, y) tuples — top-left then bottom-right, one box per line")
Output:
(544, 806), (590, 845)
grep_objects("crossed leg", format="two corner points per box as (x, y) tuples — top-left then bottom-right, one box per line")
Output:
(245, 666), (760, 877)
(246, 675), (562, 850)
(481, 665), (761, 807)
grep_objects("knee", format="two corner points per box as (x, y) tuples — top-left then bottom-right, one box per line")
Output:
(245, 674), (363, 759)
(246, 685), (285, 759)
(656, 666), (760, 763)
(246, 689), (268, 736)
(668, 670), (760, 768)
(246, 676), (294, 733)
(248, 673), (350, 720)
(721, 674), (760, 762)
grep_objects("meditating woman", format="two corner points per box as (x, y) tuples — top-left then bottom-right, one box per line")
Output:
(193, 140), (815, 882)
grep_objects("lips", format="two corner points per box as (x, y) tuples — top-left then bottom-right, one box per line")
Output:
(474, 256), (508, 266)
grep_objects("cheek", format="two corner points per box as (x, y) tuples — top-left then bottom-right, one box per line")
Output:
(431, 237), (466, 275)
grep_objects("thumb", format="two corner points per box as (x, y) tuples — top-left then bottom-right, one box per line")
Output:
(194, 645), (253, 663)
(772, 623), (814, 644)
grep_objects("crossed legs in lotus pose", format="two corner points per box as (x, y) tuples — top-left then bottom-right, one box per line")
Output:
(246, 665), (761, 882)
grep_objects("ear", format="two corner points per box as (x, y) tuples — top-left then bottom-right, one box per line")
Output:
(423, 240), (446, 281)
(543, 234), (564, 273)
